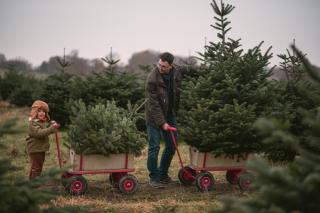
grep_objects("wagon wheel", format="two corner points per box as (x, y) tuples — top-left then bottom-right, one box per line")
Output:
(118, 174), (138, 194)
(178, 166), (196, 186)
(195, 172), (214, 191)
(226, 170), (241, 185)
(238, 172), (254, 191)
(65, 175), (88, 196)
(109, 172), (127, 188)
(61, 172), (74, 187)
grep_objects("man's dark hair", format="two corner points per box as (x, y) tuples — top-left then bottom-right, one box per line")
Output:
(160, 52), (174, 65)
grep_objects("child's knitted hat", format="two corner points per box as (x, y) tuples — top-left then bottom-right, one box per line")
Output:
(30, 100), (50, 120)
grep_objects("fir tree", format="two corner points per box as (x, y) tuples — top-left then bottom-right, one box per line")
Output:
(261, 46), (320, 161)
(40, 73), (73, 126)
(41, 47), (144, 127)
(67, 100), (146, 156)
(214, 46), (320, 213)
(71, 69), (144, 109)
(68, 47), (144, 113)
(0, 69), (25, 101)
(180, 0), (274, 158)
(9, 75), (44, 107)
(40, 48), (73, 126)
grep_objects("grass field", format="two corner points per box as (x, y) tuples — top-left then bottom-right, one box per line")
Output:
(0, 106), (254, 213)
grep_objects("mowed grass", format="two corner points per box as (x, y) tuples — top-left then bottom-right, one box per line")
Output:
(0, 106), (254, 213)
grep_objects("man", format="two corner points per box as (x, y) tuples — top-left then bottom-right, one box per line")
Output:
(145, 52), (184, 188)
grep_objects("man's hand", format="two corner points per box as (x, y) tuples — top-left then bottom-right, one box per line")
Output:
(162, 123), (177, 131)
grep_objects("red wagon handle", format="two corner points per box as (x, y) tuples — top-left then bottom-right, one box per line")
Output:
(55, 132), (63, 169)
(167, 126), (177, 131)
(167, 127), (196, 181)
(167, 127), (185, 169)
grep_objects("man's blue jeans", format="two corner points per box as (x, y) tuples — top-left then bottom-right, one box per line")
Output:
(146, 116), (177, 182)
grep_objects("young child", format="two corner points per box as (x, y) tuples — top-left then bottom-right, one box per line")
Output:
(26, 100), (60, 180)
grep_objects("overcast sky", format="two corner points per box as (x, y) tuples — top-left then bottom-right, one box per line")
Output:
(0, 0), (319, 67)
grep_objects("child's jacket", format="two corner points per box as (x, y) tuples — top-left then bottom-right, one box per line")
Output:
(26, 119), (57, 154)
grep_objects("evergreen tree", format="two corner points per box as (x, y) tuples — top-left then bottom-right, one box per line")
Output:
(214, 46), (320, 213)
(9, 75), (44, 107)
(68, 50), (144, 108)
(70, 70), (144, 109)
(263, 47), (320, 161)
(0, 70), (25, 101)
(180, 0), (275, 158)
(84, 48), (143, 108)
(67, 100), (146, 156)
(0, 70), (44, 106)
(46, 48), (144, 127)
(40, 73), (73, 127)
(68, 48), (145, 130)
(254, 46), (320, 162)
(40, 51), (73, 126)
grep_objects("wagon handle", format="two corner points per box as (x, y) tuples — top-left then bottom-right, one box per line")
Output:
(55, 132), (63, 169)
(167, 127), (185, 169)
(167, 126), (177, 131)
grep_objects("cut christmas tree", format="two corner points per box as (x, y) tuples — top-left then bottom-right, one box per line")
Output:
(67, 100), (146, 156)
(180, 0), (277, 158)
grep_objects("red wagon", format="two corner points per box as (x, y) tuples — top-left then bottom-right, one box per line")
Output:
(55, 132), (139, 195)
(167, 127), (254, 191)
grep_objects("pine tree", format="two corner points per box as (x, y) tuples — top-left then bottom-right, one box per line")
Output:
(71, 69), (144, 109)
(67, 47), (144, 121)
(67, 100), (146, 156)
(180, 0), (275, 158)
(40, 73), (73, 126)
(214, 46), (320, 213)
(9, 75), (44, 107)
(41, 47), (144, 127)
(0, 69), (25, 101)
(263, 46), (320, 161)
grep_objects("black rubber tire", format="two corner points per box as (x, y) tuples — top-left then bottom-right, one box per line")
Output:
(195, 172), (214, 191)
(238, 172), (254, 191)
(225, 170), (241, 185)
(118, 174), (139, 194)
(65, 175), (88, 196)
(178, 166), (196, 186)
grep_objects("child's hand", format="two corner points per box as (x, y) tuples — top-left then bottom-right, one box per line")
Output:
(52, 121), (60, 129)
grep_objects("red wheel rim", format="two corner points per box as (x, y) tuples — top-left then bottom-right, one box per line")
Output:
(71, 180), (83, 192)
(200, 176), (212, 189)
(123, 179), (134, 191)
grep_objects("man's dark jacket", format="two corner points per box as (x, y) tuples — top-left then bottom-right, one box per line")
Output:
(145, 66), (183, 128)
